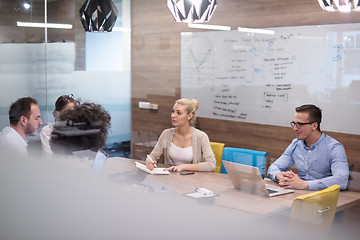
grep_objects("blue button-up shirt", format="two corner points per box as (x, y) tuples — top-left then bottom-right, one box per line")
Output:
(267, 133), (349, 190)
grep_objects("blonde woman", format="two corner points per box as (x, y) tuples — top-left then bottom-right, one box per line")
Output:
(146, 99), (216, 172)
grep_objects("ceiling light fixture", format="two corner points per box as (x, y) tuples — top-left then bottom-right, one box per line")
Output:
(167, 0), (217, 23)
(237, 27), (275, 35)
(79, 0), (118, 32)
(318, 0), (360, 12)
(17, 21), (73, 29)
(23, 2), (31, 9)
(188, 23), (230, 31)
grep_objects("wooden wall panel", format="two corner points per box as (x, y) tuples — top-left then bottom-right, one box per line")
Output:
(131, 0), (360, 173)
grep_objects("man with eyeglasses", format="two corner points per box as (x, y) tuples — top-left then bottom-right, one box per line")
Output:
(0, 97), (43, 156)
(267, 104), (349, 190)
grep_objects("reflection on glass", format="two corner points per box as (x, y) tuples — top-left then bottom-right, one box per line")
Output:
(0, 0), (131, 158)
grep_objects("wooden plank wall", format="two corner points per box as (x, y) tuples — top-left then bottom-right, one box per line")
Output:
(131, 0), (360, 173)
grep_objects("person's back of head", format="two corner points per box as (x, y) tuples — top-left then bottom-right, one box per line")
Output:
(50, 102), (111, 155)
(53, 94), (77, 118)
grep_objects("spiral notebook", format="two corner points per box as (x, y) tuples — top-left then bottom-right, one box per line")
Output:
(134, 162), (170, 175)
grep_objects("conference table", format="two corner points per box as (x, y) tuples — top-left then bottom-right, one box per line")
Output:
(102, 157), (360, 218)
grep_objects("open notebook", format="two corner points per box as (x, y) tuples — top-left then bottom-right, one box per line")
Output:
(135, 162), (170, 175)
(223, 160), (294, 197)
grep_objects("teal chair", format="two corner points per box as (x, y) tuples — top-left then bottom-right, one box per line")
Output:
(220, 147), (267, 178)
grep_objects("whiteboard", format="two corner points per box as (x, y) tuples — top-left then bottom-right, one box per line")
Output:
(181, 23), (360, 135)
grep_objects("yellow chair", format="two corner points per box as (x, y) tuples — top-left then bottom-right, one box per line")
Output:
(210, 142), (225, 173)
(290, 185), (340, 236)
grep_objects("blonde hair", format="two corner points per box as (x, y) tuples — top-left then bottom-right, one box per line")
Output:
(175, 98), (199, 126)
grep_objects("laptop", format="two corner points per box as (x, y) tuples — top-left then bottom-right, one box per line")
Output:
(91, 149), (109, 176)
(222, 160), (294, 197)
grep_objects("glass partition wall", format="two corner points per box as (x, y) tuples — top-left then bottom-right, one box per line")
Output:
(0, 0), (131, 157)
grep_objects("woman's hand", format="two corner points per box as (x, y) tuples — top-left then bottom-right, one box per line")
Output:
(165, 165), (185, 172)
(166, 163), (199, 172)
(146, 159), (156, 170)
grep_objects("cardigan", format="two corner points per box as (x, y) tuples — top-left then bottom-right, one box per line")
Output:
(148, 127), (216, 172)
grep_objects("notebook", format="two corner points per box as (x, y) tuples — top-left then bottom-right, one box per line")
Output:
(222, 160), (294, 197)
(91, 149), (109, 176)
(135, 162), (170, 175)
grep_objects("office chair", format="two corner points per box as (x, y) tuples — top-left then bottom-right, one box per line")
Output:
(220, 147), (267, 178)
(210, 142), (225, 173)
(290, 185), (340, 236)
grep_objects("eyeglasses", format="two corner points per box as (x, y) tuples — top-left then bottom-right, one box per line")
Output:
(55, 94), (75, 111)
(57, 94), (74, 104)
(60, 94), (74, 102)
(290, 121), (314, 128)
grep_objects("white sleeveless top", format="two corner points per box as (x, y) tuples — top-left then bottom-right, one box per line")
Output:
(169, 142), (193, 165)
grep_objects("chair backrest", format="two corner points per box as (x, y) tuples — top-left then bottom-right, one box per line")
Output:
(290, 185), (340, 236)
(220, 147), (267, 178)
(210, 142), (225, 173)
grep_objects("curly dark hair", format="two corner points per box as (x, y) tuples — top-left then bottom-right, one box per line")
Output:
(50, 102), (111, 154)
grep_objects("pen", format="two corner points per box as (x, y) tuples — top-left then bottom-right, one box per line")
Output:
(147, 155), (157, 168)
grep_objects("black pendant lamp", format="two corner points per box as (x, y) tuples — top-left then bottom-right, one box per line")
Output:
(79, 0), (118, 32)
(167, 0), (217, 23)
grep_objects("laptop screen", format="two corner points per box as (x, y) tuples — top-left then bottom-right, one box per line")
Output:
(223, 160), (294, 197)
(91, 149), (108, 176)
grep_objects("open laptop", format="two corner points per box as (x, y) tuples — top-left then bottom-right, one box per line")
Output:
(222, 160), (294, 197)
(91, 149), (109, 176)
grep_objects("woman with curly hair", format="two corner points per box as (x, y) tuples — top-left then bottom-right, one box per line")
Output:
(50, 102), (111, 155)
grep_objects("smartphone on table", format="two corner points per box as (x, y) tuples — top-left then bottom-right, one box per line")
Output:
(180, 171), (195, 175)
